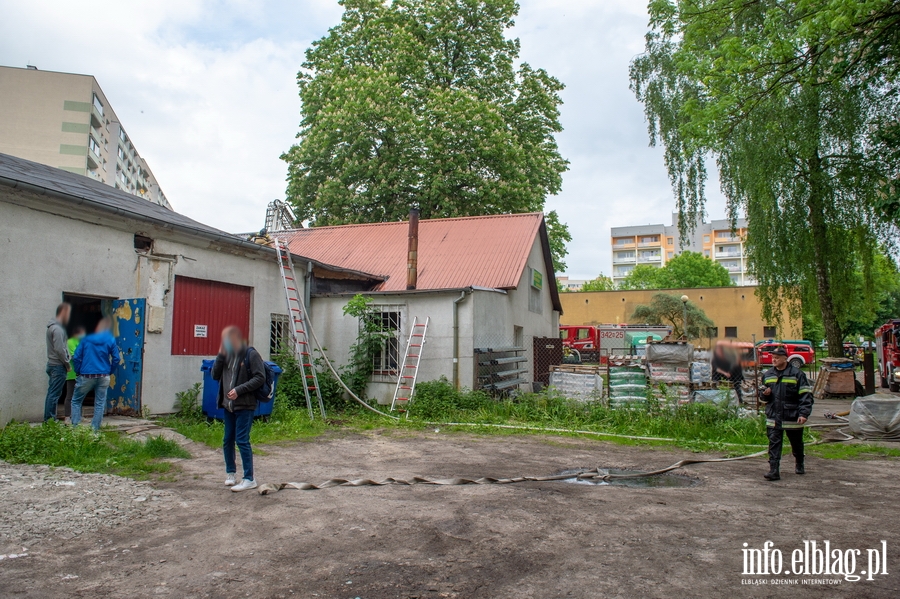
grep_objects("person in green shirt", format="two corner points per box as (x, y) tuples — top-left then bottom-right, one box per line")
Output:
(63, 326), (86, 422)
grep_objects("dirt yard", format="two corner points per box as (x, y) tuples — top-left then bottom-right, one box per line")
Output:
(2, 429), (899, 598)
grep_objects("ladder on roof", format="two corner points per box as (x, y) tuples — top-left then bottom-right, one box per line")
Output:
(390, 317), (430, 416)
(272, 236), (326, 420)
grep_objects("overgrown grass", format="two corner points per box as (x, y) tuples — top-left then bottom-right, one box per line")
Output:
(161, 378), (899, 460)
(0, 420), (189, 478)
(809, 442), (900, 460)
(160, 393), (330, 448)
(408, 378), (770, 450)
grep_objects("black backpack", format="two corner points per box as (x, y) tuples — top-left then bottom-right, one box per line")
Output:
(243, 347), (276, 403)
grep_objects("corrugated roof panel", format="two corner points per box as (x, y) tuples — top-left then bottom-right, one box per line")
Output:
(282, 213), (544, 292)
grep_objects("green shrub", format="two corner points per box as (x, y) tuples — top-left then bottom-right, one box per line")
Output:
(174, 383), (202, 421)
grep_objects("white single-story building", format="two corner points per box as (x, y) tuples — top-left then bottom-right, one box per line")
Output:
(282, 212), (563, 403)
(0, 153), (375, 424)
(0, 152), (562, 422)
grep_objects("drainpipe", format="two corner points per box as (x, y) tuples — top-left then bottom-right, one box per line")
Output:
(453, 290), (469, 390)
(407, 208), (419, 290)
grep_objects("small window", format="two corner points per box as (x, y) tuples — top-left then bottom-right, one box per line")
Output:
(725, 326), (738, 338)
(667, 237), (674, 246)
(763, 326), (777, 338)
(270, 313), (290, 357)
(133, 234), (153, 251)
(576, 328), (591, 340)
(88, 136), (101, 156)
(559, 329), (568, 340)
(704, 249), (710, 257)
(118, 147), (126, 161)
(119, 128), (127, 142)
(92, 93), (104, 116)
(667, 251), (674, 259)
(514, 326), (524, 348)
(703, 235), (710, 243)
(528, 267), (543, 314)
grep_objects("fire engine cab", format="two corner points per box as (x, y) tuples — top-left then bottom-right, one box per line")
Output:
(876, 319), (900, 392)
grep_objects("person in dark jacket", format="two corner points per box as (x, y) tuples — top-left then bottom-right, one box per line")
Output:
(71, 318), (120, 431)
(758, 346), (814, 480)
(212, 326), (265, 492)
(44, 303), (71, 421)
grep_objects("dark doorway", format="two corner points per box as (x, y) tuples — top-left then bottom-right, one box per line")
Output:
(63, 293), (114, 337)
(57, 293), (116, 419)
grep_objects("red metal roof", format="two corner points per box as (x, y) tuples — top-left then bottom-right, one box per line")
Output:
(281, 213), (545, 292)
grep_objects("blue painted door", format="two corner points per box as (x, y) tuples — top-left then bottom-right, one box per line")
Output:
(108, 298), (146, 415)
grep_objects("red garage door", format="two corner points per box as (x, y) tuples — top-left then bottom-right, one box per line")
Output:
(171, 276), (252, 355)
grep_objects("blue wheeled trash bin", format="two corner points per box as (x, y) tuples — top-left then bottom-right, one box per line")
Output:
(200, 359), (282, 422)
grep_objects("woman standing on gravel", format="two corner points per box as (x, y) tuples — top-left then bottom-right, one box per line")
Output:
(212, 326), (266, 492)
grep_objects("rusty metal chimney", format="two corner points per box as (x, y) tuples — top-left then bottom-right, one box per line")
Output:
(406, 208), (419, 290)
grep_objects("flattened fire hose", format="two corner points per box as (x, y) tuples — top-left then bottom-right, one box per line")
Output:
(257, 428), (852, 494)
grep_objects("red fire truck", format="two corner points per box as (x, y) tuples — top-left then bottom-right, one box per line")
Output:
(559, 324), (672, 362)
(876, 319), (900, 392)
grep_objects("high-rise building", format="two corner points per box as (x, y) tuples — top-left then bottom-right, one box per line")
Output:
(0, 65), (170, 209)
(610, 213), (754, 286)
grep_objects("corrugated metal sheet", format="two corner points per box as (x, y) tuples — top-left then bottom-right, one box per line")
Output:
(171, 276), (251, 355)
(282, 213), (544, 292)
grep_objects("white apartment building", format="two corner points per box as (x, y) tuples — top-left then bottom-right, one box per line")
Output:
(610, 214), (755, 286)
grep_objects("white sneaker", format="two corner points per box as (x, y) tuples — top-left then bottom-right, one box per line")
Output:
(231, 479), (257, 492)
(224, 473), (236, 486)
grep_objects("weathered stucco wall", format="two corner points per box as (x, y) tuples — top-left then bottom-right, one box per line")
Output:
(0, 188), (295, 424)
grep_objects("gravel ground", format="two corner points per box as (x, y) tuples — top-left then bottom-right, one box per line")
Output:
(0, 461), (179, 551)
(2, 430), (900, 598)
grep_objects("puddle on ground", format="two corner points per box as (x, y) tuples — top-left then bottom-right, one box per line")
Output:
(555, 468), (699, 488)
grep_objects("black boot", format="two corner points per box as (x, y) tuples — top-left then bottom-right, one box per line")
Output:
(764, 461), (781, 481)
(795, 456), (805, 475)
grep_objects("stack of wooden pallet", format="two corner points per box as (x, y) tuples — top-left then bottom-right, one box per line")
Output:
(813, 358), (857, 398)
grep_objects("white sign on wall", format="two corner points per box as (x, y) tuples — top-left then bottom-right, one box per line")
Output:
(194, 324), (208, 338)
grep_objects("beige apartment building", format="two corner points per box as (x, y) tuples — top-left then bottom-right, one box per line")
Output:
(0, 65), (170, 208)
(610, 214), (753, 285)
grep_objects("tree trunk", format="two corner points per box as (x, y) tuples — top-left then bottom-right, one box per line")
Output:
(806, 151), (844, 358)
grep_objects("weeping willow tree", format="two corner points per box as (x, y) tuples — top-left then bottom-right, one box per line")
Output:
(630, 0), (899, 356)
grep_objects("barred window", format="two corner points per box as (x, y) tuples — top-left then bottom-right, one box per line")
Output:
(270, 313), (290, 357)
(368, 306), (402, 375)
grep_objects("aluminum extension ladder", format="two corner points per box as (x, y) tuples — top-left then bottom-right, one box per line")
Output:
(272, 237), (326, 420)
(390, 316), (430, 416)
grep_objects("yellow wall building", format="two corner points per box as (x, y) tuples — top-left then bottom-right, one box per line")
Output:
(559, 286), (801, 344)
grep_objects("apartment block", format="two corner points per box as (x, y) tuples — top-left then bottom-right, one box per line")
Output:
(557, 276), (587, 292)
(610, 214), (754, 286)
(0, 65), (170, 208)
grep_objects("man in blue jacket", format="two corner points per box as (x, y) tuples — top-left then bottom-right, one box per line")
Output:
(71, 318), (120, 431)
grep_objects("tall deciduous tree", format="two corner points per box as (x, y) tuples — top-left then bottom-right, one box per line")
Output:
(630, 0), (898, 356)
(283, 0), (571, 270)
(618, 252), (732, 290)
(655, 251), (732, 288)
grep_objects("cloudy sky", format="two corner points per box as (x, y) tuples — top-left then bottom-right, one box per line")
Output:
(1, 0), (729, 279)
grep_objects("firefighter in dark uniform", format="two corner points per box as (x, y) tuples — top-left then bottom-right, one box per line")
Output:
(758, 346), (814, 480)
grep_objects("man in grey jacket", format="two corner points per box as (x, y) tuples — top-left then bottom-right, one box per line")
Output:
(45, 303), (71, 421)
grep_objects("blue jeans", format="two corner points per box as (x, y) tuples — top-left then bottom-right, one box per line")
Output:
(223, 409), (254, 480)
(44, 363), (67, 421)
(71, 375), (110, 431)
